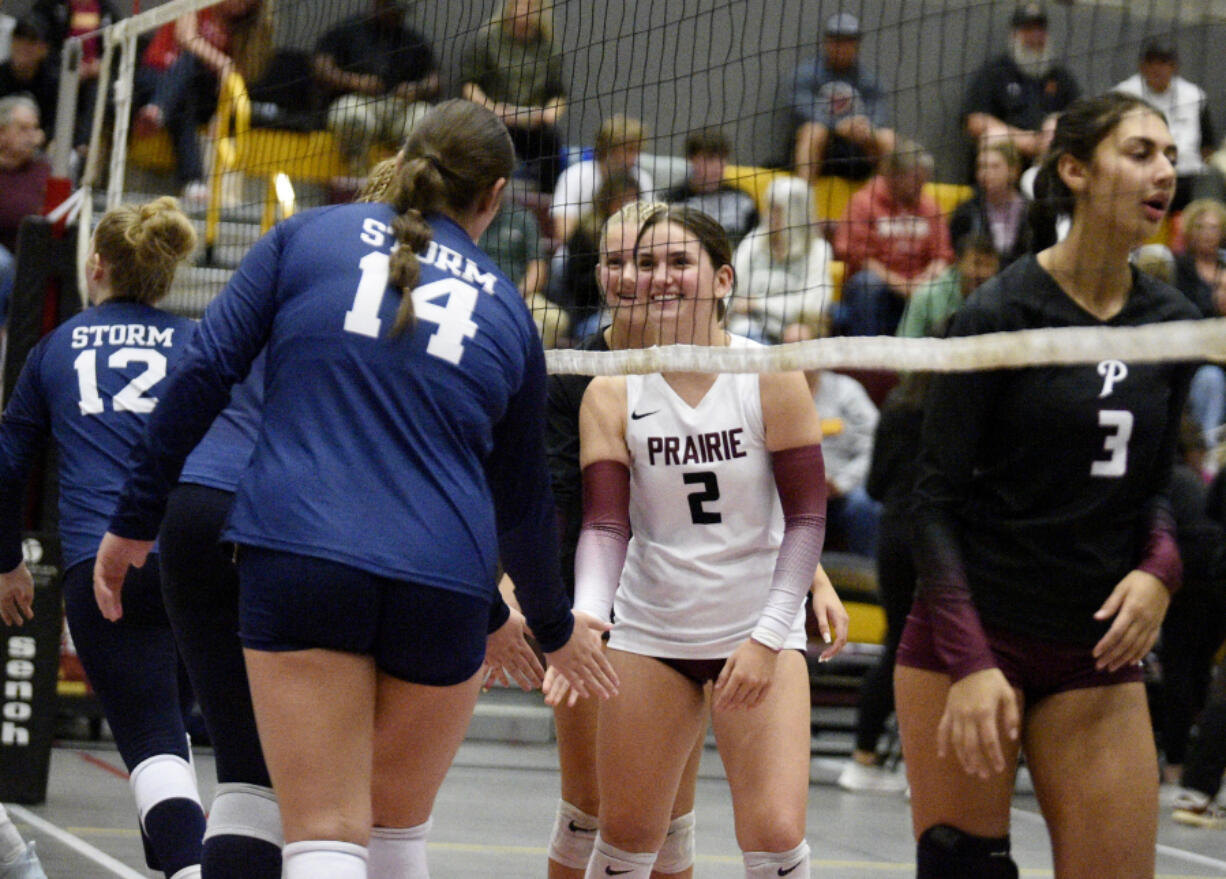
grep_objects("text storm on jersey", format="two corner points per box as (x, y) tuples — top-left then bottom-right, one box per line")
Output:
(647, 429), (746, 466)
(70, 324), (176, 348)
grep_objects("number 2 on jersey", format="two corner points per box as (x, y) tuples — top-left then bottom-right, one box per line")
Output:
(1091, 409), (1133, 477)
(343, 251), (479, 365)
(684, 471), (722, 524)
(73, 348), (168, 415)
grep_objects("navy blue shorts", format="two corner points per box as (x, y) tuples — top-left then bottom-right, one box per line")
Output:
(897, 599), (1144, 706)
(237, 546), (490, 686)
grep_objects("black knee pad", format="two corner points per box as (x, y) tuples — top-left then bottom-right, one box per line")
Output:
(917, 824), (1018, 879)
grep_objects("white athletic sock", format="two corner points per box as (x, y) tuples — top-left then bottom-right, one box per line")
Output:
(743, 840), (809, 879)
(282, 840), (367, 879)
(368, 819), (431, 879)
(0, 803), (27, 864)
(584, 835), (656, 879)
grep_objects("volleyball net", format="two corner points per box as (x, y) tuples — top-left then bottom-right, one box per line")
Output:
(48, 0), (1226, 379)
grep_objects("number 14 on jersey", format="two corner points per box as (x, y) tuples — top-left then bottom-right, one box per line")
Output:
(343, 252), (479, 366)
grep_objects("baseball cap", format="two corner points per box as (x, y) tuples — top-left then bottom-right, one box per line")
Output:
(1140, 37), (1177, 62)
(825, 13), (861, 39)
(1011, 2), (1048, 28)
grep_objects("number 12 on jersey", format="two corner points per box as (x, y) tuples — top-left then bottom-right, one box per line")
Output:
(343, 251), (479, 365)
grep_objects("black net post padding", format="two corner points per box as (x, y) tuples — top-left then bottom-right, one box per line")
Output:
(0, 533), (63, 804)
(3, 217), (83, 539)
(3, 217), (83, 407)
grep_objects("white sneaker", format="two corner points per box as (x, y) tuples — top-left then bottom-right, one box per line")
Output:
(0, 842), (48, 879)
(1171, 790), (1226, 829)
(837, 759), (908, 794)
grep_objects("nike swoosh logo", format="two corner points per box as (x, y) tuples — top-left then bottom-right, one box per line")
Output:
(605, 869), (633, 875)
(777, 863), (802, 876)
(630, 409), (660, 420)
(568, 820), (597, 834)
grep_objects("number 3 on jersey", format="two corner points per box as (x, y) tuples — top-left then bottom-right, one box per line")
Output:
(1091, 409), (1133, 477)
(343, 251), (478, 365)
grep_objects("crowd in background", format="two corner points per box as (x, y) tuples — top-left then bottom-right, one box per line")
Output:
(0, 0), (1224, 830)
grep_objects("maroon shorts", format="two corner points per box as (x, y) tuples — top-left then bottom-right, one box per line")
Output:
(896, 600), (1143, 705)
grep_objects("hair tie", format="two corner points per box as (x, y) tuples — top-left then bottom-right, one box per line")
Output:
(424, 154), (456, 180)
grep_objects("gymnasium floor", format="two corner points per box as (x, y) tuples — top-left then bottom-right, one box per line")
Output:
(9, 714), (1226, 879)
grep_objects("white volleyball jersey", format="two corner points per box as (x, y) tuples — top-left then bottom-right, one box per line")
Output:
(611, 337), (808, 658)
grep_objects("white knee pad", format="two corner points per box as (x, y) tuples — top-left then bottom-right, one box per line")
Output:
(203, 783), (283, 847)
(369, 819), (431, 879)
(743, 840), (809, 879)
(548, 800), (599, 869)
(654, 811), (696, 874)
(585, 835), (656, 879)
(282, 840), (367, 879)
(168, 867), (202, 879)
(129, 754), (202, 828)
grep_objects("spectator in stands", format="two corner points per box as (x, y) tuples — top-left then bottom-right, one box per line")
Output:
(1173, 198), (1226, 448)
(553, 171), (641, 341)
(791, 12), (894, 183)
(34, 0), (125, 149)
(664, 127), (758, 248)
(836, 369), (932, 795)
(833, 141), (953, 336)
(0, 14), (57, 138)
(1156, 420), (1226, 798)
(1019, 110), (1059, 198)
(1116, 38), (1223, 212)
(479, 193), (560, 345)
(461, 0), (566, 194)
(313, 0), (439, 177)
(550, 114), (653, 247)
(728, 175), (833, 341)
(804, 367), (880, 558)
(135, 0), (274, 206)
(949, 141), (1031, 267)
(961, 2), (1079, 166)
(0, 95), (49, 327)
(896, 233), (1000, 339)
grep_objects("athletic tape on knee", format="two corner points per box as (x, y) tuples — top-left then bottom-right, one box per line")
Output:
(588, 835), (656, 879)
(743, 840), (809, 879)
(129, 754), (202, 826)
(282, 840), (367, 879)
(548, 800), (599, 869)
(653, 811), (696, 874)
(203, 783), (283, 846)
(369, 820), (431, 879)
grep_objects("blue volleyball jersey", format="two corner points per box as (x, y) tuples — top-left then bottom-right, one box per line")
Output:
(110, 205), (574, 650)
(178, 350), (264, 493)
(0, 301), (197, 570)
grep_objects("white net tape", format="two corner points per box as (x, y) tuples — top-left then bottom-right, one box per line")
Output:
(545, 318), (1226, 375)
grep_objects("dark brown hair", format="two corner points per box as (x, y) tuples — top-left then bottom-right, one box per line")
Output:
(636, 205), (735, 317)
(386, 99), (514, 333)
(1029, 91), (1165, 250)
(92, 197), (196, 304)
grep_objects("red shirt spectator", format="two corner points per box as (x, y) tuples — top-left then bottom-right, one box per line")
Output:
(834, 173), (953, 279)
(0, 95), (50, 255)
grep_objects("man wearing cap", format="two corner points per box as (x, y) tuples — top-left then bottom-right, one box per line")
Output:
(313, 0), (440, 175)
(961, 2), (1079, 163)
(1116, 38), (1222, 211)
(791, 12), (896, 182)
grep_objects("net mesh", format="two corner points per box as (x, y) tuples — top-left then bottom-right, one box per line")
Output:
(60, 0), (1226, 383)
